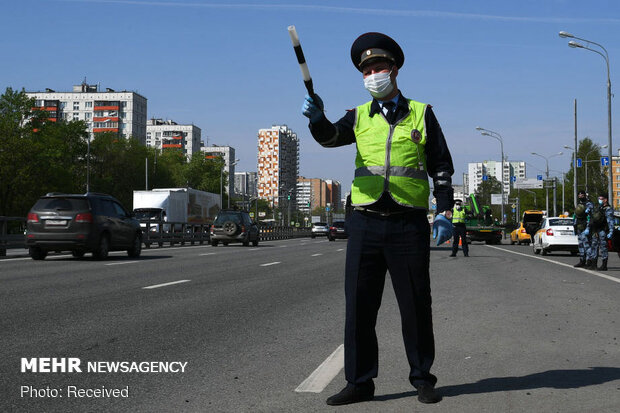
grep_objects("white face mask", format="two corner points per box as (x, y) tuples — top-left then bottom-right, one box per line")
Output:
(363, 71), (394, 99)
(456, 205), (462, 210)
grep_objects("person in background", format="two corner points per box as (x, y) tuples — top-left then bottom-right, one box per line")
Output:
(586, 193), (615, 271)
(573, 190), (593, 268)
(301, 32), (454, 406)
(450, 199), (468, 257)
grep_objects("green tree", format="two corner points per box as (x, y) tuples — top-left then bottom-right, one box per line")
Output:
(0, 88), (87, 216)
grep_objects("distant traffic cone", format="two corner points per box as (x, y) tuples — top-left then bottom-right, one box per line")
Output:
(459, 238), (462, 246)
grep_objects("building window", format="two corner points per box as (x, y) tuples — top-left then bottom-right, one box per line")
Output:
(73, 113), (79, 121)
(85, 101), (93, 108)
(85, 112), (91, 119)
(121, 101), (127, 108)
(73, 102), (79, 110)
(121, 112), (126, 119)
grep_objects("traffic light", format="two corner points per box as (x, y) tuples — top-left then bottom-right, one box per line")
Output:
(287, 195), (291, 200)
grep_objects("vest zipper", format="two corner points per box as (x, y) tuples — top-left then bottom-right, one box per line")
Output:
(384, 124), (395, 192)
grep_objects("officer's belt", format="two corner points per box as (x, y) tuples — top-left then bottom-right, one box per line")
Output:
(354, 206), (421, 217)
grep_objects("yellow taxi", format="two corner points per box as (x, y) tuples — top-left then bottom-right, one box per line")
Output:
(510, 222), (532, 245)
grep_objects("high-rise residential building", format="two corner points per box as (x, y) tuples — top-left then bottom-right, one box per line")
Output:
(201, 145), (237, 197)
(296, 177), (342, 213)
(234, 171), (258, 198)
(612, 149), (620, 208)
(467, 160), (526, 195)
(26, 82), (147, 143)
(146, 118), (201, 157)
(257, 125), (299, 207)
(325, 180), (342, 210)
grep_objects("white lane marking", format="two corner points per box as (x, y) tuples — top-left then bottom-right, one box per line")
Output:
(311, 253), (323, 257)
(295, 344), (344, 393)
(143, 279), (191, 289)
(105, 261), (139, 266)
(260, 262), (281, 267)
(337, 249), (344, 252)
(486, 245), (620, 284)
(279, 245), (288, 248)
(200, 253), (216, 256)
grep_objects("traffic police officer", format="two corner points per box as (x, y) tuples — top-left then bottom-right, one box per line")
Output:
(587, 193), (615, 271)
(573, 190), (593, 268)
(302, 32), (454, 406)
(450, 199), (469, 257)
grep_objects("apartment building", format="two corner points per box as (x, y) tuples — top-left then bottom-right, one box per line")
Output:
(200, 145), (237, 196)
(146, 118), (201, 157)
(26, 82), (147, 143)
(257, 125), (299, 207)
(296, 177), (341, 213)
(467, 160), (526, 195)
(234, 171), (258, 198)
(612, 149), (620, 208)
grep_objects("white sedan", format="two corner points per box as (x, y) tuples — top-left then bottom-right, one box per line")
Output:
(532, 217), (579, 256)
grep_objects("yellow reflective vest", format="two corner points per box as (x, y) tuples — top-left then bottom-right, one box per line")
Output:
(452, 208), (466, 224)
(350, 99), (429, 208)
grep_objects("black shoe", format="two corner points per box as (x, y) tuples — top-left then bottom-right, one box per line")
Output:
(587, 259), (598, 270)
(326, 383), (374, 406)
(449, 253), (456, 257)
(415, 383), (441, 404)
(574, 259), (585, 268)
(598, 258), (608, 271)
(464, 253), (469, 257)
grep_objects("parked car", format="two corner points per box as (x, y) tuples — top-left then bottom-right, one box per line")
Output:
(328, 221), (348, 241)
(532, 217), (578, 256)
(522, 210), (544, 241)
(510, 222), (533, 245)
(26, 192), (142, 260)
(311, 222), (330, 238)
(210, 209), (259, 247)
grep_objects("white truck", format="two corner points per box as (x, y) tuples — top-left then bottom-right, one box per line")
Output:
(132, 188), (220, 233)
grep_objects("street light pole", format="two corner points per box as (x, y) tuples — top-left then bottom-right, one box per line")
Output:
(476, 127), (505, 224)
(560, 31), (613, 207)
(584, 144), (607, 194)
(532, 152), (563, 216)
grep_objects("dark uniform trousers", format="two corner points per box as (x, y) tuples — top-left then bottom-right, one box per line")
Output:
(344, 209), (437, 387)
(451, 224), (469, 255)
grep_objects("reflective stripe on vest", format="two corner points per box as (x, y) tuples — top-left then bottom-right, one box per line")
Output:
(453, 209), (466, 224)
(351, 99), (429, 207)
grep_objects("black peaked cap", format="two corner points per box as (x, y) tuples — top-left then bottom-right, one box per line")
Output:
(350, 32), (404, 72)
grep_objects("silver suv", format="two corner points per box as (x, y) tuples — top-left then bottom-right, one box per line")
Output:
(311, 222), (330, 238)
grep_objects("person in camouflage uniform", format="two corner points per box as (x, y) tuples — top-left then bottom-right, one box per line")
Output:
(586, 193), (615, 271)
(573, 190), (593, 268)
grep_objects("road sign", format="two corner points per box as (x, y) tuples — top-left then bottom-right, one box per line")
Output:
(537, 175), (543, 181)
(491, 194), (503, 205)
(482, 175), (488, 181)
(325, 206), (330, 212)
(249, 212), (254, 218)
(511, 176), (516, 182)
(601, 156), (610, 166)
(576, 158), (582, 167)
(514, 178), (543, 189)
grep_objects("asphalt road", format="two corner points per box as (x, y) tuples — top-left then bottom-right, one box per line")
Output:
(1, 238), (619, 412)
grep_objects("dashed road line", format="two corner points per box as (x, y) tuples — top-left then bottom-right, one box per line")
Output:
(486, 245), (620, 284)
(143, 280), (191, 289)
(295, 344), (344, 393)
(311, 253), (323, 257)
(260, 262), (281, 267)
(105, 261), (139, 266)
(200, 253), (216, 256)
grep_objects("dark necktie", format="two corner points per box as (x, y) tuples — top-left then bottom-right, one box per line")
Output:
(383, 102), (396, 124)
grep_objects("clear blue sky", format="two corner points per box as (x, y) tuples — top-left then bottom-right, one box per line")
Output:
(2, 0), (619, 194)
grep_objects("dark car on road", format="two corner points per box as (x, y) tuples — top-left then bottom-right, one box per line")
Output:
(210, 209), (259, 247)
(328, 221), (348, 241)
(26, 193), (142, 260)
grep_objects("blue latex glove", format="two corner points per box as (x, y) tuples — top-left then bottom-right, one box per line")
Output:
(301, 94), (324, 123)
(607, 231), (613, 239)
(432, 214), (453, 246)
(583, 228), (590, 236)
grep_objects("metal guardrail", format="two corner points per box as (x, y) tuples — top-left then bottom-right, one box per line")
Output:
(0, 217), (27, 256)
(0, 217), (315, 257)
